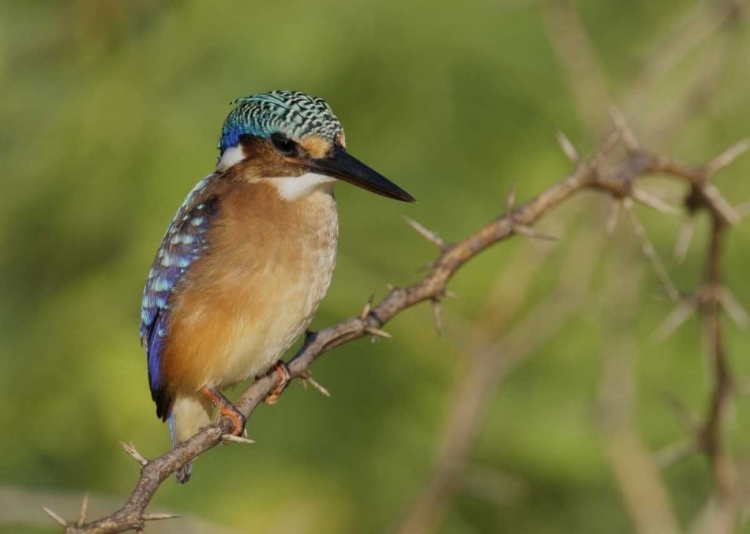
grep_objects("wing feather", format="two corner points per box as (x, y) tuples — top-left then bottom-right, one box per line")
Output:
(140, 174), (220, 419)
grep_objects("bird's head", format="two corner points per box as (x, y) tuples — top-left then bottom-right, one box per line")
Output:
(217, 90), (414, 202)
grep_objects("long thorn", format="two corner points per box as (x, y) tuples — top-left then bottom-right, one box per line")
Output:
(705, 138), (750, 176)
(662, 392), (702, 432)
(719, 287), (750, 329)
(701, 183), (741, 225)
(360, 295), (374, 320)
(221, 434), (255, 445)
(735, 200), (750, 218)
(403, 217), (446, 249)
(77, 492), (90, 527)
(118, 440), (148, 466)
(655, 439), (700, 469)
(142, 512), (181, 521)
(624, 199), (680, 302)
(432, 298), (443, 336)
(673, 218), (694, 264)
(300, 371), (331, 397)
(505, 183), (517, 214)
(653, 297), (699, 341)
(555, 130), (579, 163)
(632, 188), (681, 216)
(365, 326), (392, 339)
(605, 199), (622, 236)
(609, 106), (639, 151)
(42, 506), (68, 527)
(513, 224), (558, 241)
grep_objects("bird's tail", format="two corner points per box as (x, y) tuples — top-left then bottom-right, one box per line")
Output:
(168, 392), (214, 483)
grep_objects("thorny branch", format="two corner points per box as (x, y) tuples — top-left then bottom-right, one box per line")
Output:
(50, 112), (750, 532)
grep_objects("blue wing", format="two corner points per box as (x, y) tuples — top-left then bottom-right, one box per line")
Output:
(140, 174), (219, 420)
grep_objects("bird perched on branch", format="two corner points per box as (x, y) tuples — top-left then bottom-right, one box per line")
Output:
(140, 90), (414, 482)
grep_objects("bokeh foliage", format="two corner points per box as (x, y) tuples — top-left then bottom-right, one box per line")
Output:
(2, 0), (750, 532)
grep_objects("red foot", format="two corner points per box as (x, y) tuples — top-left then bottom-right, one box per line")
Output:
(264, 362), (291, 405)
(200, 386), (246, 436)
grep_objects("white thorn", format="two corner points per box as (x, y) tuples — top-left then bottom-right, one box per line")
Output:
(42, 506), (68, 527)
(77, 492), (90, 527)
(360, 295), (374, 320)
(403, 217), (446, 249)
(653, 298), (699, 342)
(624, 199), (680, 302)
(705, 138), (750, 176)
(555, 130), (579, 163)
(221, 434), (255, 445)
(673, 218), (694, 265)
(655, 439), (700, 469)
(605, 199), (622, 236)
(608, 106), (639, 151)
(119, 440), (148, 466)
(632, 188), (681, 216)
(142, 512), (181, 521)
(365, 326), (392, 339)
(719, 287), (750, 329)
(505, 183), (517, 214)
(701, 183), (741, 225)
(301, 371), (331, 397)
(513, 224), (558, 241)
(432, 298), (443, 336)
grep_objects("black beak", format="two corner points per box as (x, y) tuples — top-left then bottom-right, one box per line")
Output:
(309, 146), (415, 202)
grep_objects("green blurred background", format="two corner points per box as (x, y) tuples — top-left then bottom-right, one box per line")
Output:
(2, 0), (750, 532)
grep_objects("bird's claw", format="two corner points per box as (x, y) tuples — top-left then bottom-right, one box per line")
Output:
(264, 362), (291, 405)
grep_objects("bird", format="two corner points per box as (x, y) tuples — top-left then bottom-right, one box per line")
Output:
(140, 90), (414, 483)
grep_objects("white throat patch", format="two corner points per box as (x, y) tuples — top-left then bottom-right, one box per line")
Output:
(217, 145), (246, 172)
(271, 173), (337, 201)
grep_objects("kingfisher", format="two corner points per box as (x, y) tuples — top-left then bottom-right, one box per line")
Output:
(140, 90), (414, 483)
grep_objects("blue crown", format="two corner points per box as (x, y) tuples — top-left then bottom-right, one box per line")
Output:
(218, 90), (343, 155)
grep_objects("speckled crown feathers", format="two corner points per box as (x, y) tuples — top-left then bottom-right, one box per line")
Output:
(218, 90), (344, 155)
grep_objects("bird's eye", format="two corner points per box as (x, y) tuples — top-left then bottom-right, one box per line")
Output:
(271, 134), (296, 156)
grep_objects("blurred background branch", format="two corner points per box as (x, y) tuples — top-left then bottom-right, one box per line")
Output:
(2, 1), (750, 533)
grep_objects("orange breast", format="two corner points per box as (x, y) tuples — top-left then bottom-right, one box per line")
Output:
(161, 180), (338, 393)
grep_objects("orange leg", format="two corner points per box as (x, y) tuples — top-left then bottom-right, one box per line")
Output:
(200, 386), (246, 436)
(263, 362), (291, 405)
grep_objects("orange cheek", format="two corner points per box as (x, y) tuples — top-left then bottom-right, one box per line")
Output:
(299, 136), (333, 159)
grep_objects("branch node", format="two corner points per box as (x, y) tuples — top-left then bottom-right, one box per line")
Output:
(555, 130), (580, 163)
(118, 440), (149, 466)
(42, 506), (68, 527)
(404, 217), (447, 250)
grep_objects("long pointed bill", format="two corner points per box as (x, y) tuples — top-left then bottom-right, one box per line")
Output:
(309, 146), (415, 202)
